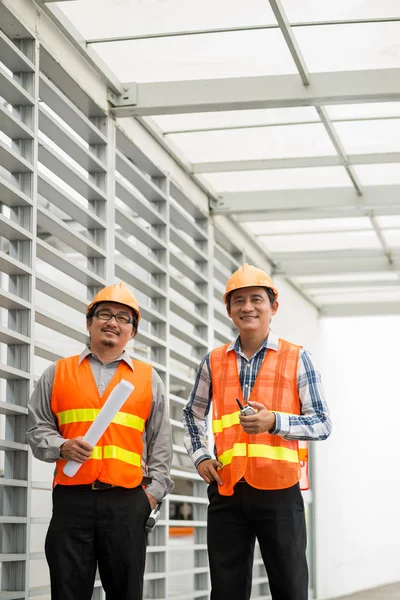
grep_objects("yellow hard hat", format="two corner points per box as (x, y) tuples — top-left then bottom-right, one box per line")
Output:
(87, 282), (141, 322)
(223, 263), (278, 305)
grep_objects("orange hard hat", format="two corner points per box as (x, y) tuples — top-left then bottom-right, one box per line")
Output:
(87, 282), (141, 322)
(223, 263), (278, 304)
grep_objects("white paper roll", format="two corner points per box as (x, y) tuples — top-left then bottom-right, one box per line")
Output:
(63, 379), (134, 478)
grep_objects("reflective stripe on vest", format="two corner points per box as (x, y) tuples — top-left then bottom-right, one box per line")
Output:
(51, 355), (152, 488)
(57, 408), (145, 432)
(212, 410), (240, 433)
(218, 442), (300, 466)
(210, 338), (308, 495)
(88, 445), (141, 467)
(212, 410), (294, 434)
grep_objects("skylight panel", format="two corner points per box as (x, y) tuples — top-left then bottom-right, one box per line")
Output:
(149, 107), (319, 134)
(56, 0), (276, 40)
(382, 230), (400, 247)
(256, 230), (380, 253)
(354, 164), (400, 186)
(376, 216), (400, 228)
(335, 120), (400, 154)
(326, 102), (400, 121)
(203, 166), (350, 192)
(244, 217), (371, 236)
(283, 0), (400, 23)
(167, 123), (336, 163)
(294, 22), (400, 72)
(295, 272), (399, 284)
(93, 29), (297, 81)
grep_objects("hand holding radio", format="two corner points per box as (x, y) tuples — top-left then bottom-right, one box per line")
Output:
(236, 398), (257, 416)
(237, 400), (276, 434)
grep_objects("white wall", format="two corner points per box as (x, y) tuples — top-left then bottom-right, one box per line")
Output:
(315, 315), (400, 599)
(273, 277), (320, 355)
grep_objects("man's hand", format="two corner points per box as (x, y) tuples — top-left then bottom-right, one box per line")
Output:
(239, 401), (276, 434)
(197, 458), (223, 485)
(60, 437), (93, 462)
(145, 492), (158, 510)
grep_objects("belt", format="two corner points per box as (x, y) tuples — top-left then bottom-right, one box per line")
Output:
(89, 476), (153, 491)
(91, 480), (116, 490)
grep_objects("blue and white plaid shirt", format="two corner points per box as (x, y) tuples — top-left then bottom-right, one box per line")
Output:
(183, 331), (331, 467)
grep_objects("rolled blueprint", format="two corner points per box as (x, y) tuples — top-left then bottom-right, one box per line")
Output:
(63, 379), (134, 477)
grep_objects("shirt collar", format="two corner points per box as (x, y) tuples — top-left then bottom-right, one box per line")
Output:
(79, 346), (134, 370)
(226, 330), (279, 355)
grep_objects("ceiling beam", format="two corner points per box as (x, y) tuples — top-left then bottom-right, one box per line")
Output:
(255, 224), (399, 237)
(320, 302), (400, 317)
(315, 106), (394, 266)
(192, 152), (400, 173)
(278, 256), (399, 277)
(214, 185), (400, 214)
(273, 249), (400, 276)
(276, 248), (398, 262)
(165, 116), (400, 136)
(111, 69), (400, 117)
(86, 17), (400, 45)
(234, 205), (400, 221)
(268, 0), (309, 85)
(303, 280), (400, 290)
(316, 106), (362, 194)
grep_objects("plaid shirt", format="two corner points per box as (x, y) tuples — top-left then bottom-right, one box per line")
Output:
(183, 331), (331, 467)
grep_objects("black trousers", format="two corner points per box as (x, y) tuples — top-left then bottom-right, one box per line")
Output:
(207, 482), (308, 600)
(45, 484), (152, 600)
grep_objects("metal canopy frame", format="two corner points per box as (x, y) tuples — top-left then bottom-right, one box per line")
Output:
(10, 3), (400, 315)
(6, 0), (400, 314)
(33, 0), (400, 317)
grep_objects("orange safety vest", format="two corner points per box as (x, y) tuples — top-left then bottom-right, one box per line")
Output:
(210, 339), (309, 496)
(52, 356), (152, 488)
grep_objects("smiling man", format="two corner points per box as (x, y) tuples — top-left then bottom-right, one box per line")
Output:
(27, 282), (173, 600)
(183, 263), (331, 600)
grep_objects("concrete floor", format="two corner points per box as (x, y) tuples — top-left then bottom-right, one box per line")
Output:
(332, 582), (400, 600)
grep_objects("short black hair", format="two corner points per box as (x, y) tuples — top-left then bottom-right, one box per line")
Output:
(226, 286), (277, 310)
(86, 302), (139, 334)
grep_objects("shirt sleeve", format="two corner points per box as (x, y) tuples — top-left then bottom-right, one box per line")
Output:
(183, 354), (214, 468)
(271, 349), (332, 441)
(26, 363), (66, 462)
(143, 369), (174, 502)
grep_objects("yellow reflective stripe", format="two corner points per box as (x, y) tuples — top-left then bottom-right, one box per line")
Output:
(57, 409), (144, 431)
(103, 445), (141, 467)
(212, 411), (240, 434)
(218, 443), (247, 466)
(112, 412), (144, 432)
(248, 444), (299, 463)
(212, 411), (298, 434)
(219, 443), (299, 466)
(90, 446), (102, 460)
(58, 408), (100, 425)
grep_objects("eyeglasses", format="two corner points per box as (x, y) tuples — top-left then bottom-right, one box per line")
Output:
(93, 310), (133, 325)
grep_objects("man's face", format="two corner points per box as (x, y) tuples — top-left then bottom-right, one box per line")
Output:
(227, 287), (278, 334)
(87, 301), (135, 353)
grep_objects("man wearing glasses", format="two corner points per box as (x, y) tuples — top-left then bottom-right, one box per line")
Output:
(27, 282), (173, 600)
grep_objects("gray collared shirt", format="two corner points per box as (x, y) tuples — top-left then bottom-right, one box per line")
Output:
(27, 347), (174, 501)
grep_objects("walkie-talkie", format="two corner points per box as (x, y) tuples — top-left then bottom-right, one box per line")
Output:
(236, 398), (257, 416)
